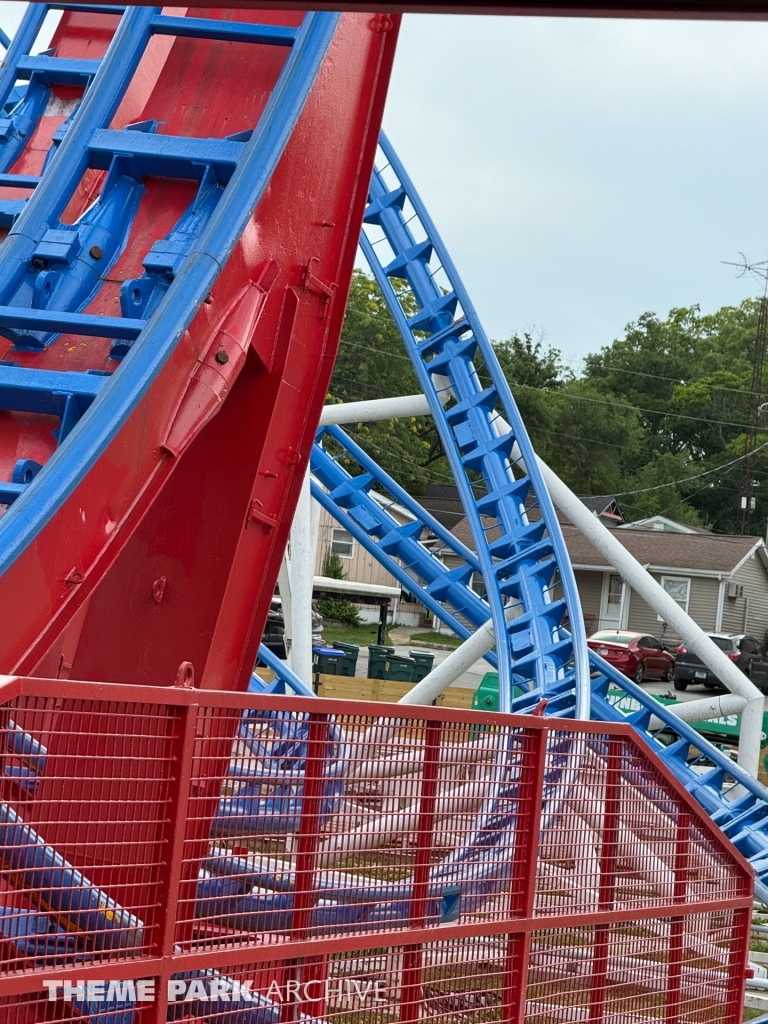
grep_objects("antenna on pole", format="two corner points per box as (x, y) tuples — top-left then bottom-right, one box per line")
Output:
(723, 254), (768, 533)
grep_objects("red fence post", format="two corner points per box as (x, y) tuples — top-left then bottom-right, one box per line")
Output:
(665, 806), (690, 1024)
(399, 719), (443, 1024)
(502, 722), (548, 1024)
(151, 698), (199, 1024)
(725, 906), (751, 1022)
(589, 735), (622, 1023)
(283, 710), (331, 1023)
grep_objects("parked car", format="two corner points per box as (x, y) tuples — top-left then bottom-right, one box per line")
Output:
(587, 630), (675, 685)
(674, 633), (768, 693)
(261, 598), (324, 659)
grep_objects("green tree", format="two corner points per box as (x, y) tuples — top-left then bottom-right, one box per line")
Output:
(489, 332), (568, 460)
(546, 379), (645, 495)
(328, 270), (450, 493)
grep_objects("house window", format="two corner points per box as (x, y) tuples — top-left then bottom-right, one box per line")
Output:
(331, 528), (354, 559)
(660, 576), (690, 615)
(606, 574), (623, 608)
(471, 572), (488, 600)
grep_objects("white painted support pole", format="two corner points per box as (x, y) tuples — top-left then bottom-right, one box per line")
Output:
(277, 554), (293, 668)
(320, 395), (765, 774)
(310, 494), (321, 570)
(320, 395), (433, 427)
(399, 619), (496, 706)
(536, 457), (765, 777)
(650, 692), (745, 732)
(289, 468), (314, 688)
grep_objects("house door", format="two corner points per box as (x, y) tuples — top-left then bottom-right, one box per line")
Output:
(600, 573), (625, 630)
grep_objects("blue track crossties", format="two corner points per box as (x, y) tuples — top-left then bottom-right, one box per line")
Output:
(359, 133), (591, 716)
(312, 425), (498, 663)
(0, 5), (341, 569)
(309, 132), (768, 901)
(0, 4), (126, 229)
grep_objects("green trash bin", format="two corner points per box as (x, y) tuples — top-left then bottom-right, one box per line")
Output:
(409, 650), (435, 682)
(332, 641), (360, 677)
(367, 644), (394, 680)
(472, 672), (499, 712)
(385, 653), (417, 683)
(313, 646), (345, 676)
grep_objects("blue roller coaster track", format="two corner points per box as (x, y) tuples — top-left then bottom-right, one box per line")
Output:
(2, 0), (768, 930)
(311, 135), (768, 902)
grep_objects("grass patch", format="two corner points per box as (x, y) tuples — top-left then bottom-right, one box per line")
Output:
(744, 1009), (766, 1021)
(322, 623), (396, 647)
(409, 631), (463, 647)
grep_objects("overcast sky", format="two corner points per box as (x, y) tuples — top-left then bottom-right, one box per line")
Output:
(3, 5), (768, 367)
(383, 14), (768, 368)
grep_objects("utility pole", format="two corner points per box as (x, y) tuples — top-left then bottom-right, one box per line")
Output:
(726, 256), (768, 533)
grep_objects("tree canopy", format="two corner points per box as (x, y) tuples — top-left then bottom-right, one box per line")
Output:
(328, 269), (766, 535)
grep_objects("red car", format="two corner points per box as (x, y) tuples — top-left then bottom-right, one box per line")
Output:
(587, 630), (676, 685)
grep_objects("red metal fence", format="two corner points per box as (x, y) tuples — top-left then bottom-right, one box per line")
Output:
(0, 675), (752, 1023)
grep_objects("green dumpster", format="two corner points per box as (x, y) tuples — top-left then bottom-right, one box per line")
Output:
(332, 641), (360, 677)
(409, 650), (435, 682)
(384, 654), (417, 683)
(368, 644), (394, 680)
(470, 673), (528, 712)
(472, 672), (499, 712)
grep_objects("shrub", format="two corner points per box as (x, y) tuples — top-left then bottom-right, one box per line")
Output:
(322, 550), (346, 580)
(316, 599), (361, 626)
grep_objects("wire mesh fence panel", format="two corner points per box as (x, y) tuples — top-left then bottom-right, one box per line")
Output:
(0, 678), (752, 1024)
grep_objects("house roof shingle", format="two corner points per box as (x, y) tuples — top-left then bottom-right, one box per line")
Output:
(447, 515), (765, 576)
(417, 486), (625, 531)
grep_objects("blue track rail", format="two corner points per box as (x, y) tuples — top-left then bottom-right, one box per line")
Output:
(311, 134), (768, 900)
(313, 426), (768, 899)
(0, 4), (127, 227)
(0, 7), (339, 576)
(359, 132), (590, 717)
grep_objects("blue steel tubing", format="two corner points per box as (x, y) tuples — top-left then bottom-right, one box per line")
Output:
(6, 717), (47, 772)
(255, 644), (316, 698)
(0, 10), (339, 576)
(199, 858), (458, 931)
(311, 436), (499, 669)
(359, 133), (591, 719)
(204, 851), (479, 916)
(0, 907), (74, 958)
(0, 5), (48, 109)
(0, 803), (143, 950)
(318, 423), (482, 573)
(0, 6), (159, 304)
(0, 28), (10, 52)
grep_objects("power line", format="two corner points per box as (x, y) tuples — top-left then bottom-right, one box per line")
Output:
(337, 322), (760, 431)
(509, 381), (756, 431)
(345, 430), (456, 483)
(561, 357), (763, 398)
(613, 439), (768, 497)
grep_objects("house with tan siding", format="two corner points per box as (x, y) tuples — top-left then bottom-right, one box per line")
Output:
(445, 515), (768, 647)
(314, 503), (427, 627)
